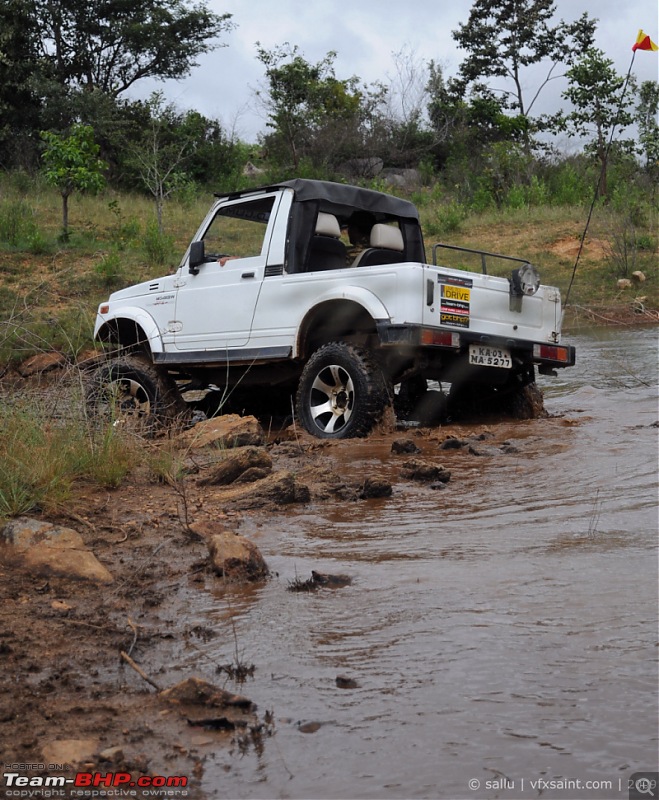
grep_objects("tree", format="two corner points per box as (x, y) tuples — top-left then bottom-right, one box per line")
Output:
(127, 93), (194, 232)
(552, 48), (635, 198)
(427, 64), (528, 175)
(453, 0), (596, 122)
(31, 0), (233, 97)
(636, 80), (659, 191)
(41, 124), (107, 239)
(255, 43), (365, 171)
(0, 0), (46, 167)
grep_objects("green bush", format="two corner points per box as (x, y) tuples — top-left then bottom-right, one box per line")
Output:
(547, 163), (591, 206)
(425, 201), (467, 237)
(0, 199), (38, 246)
(95, 250), (126, 287)
(142, 220), (175, 266)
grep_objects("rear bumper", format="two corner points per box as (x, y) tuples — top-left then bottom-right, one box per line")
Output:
(376, 323), (576, 368)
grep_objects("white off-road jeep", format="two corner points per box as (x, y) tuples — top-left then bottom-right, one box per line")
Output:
(90, 179), (575, 438)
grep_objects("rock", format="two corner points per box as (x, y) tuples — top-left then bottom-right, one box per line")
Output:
(297, 721), (322, 734)
(17, 352), (67, 377)
(631, 270), (646, 283)
(617, 278), (632, 289)
(501, 443), (520, 454)
(160, 677), (255, 711)
(216, 470), (311, 509)
(391, 438), (420, 454)
(1, 518), (113, 583)
(467, 444), (502, 457)
(400, 459), (451, 483)
(359, 476), (393, 498)
(207, 530), (269, 582)
(287, 571), (352, 592)
(198, 446), (272, 486)
(381, 168), (422, 190)
(98, 746), (125, 763)
(310, 571), (352, 588)
(335, 675), (359, 689)
(439, 436), (467, 450)
(180, 414), (265, 449)
(234, 467), (271, 483)
(42, 738), (99, 766)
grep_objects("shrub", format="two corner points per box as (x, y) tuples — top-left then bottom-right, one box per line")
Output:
(425, 202), (467, 237)
(0, 199), (38, 246)
(95, 250), (126, 287)
(142, 220), (175, 266)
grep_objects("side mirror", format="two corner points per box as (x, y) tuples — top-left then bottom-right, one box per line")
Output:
(189, 240), (205, 274)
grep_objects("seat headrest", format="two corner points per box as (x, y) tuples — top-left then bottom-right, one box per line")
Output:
(315, 212), (341, 238)
(369, 224), (404, 251)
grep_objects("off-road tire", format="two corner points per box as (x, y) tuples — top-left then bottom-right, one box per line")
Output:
(295, 342), (391, 439)
(86, 354), (186, 435)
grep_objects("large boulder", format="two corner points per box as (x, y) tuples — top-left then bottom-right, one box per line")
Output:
(381, 168), (422, 190)
(198, 446), (272, 486)
(206, 529), (269, 582)
(208, 470), (311, 509)
(180, 414), (265, 449)
(1, 517), (113, 583)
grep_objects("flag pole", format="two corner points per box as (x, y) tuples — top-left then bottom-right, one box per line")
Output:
(562, 50), (638, 316)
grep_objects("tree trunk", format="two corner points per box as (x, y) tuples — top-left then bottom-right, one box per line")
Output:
(61, 191), (70, 240)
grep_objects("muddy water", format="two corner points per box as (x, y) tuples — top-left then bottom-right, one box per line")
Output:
(184, 327), (658, 800)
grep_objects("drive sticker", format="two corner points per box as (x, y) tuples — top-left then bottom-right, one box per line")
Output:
(438, 276), (472, 328)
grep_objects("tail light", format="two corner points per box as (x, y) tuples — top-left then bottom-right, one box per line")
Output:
(533, 344), (570, 363)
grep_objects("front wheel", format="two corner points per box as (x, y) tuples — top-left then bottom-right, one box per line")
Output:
(295, 342), (391, 439)
(86, 354), (185, 435)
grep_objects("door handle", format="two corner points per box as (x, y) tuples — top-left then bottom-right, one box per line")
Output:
(241, 272), (255, 279)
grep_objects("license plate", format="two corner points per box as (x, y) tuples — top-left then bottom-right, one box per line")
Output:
(468, 344), (512, 368)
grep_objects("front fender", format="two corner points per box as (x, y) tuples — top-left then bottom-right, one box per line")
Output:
(94, 306), (165, 354)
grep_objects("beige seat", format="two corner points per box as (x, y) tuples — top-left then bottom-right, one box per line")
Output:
(309, 213), (347, 271)
(351, 223), (405, 267)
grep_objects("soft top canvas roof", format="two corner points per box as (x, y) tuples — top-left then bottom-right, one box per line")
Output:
(215, 178), (420, 221)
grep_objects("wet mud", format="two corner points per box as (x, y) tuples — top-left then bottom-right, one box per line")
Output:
(1, 327), (657, 800)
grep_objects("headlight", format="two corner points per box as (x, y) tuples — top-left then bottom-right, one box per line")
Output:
(510, 263), (540, 297)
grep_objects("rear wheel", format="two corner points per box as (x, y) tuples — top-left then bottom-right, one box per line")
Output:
(296, 342), (390, 439)
(86, 354), (185, 434)
(448, 366), (546, 420)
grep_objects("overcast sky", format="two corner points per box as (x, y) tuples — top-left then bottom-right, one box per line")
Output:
(131, 0), (659, 144)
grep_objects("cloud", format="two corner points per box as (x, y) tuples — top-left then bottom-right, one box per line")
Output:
(127, 0), (658, 141)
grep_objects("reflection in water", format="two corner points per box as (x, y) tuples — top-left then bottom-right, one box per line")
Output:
(188, 328), (658, 800)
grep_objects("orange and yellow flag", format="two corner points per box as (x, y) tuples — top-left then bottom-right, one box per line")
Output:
(632, 29), (658, 51)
